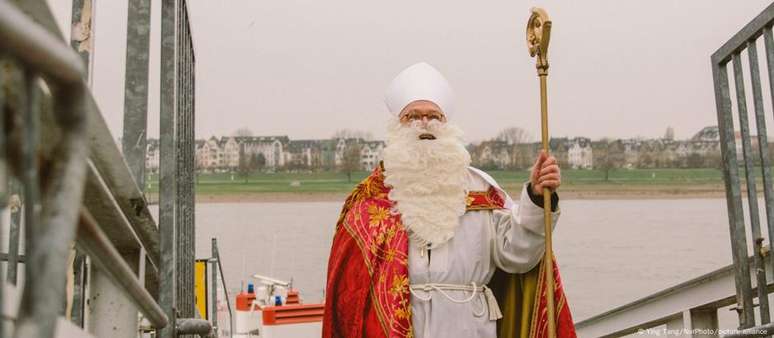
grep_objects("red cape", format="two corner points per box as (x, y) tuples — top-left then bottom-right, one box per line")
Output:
(323, 165), (576, 338)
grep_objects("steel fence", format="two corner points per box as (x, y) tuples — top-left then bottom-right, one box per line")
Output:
(0, 0), (211, 337)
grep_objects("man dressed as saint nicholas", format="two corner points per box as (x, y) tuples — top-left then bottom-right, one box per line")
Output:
(323, 62), (576, 338)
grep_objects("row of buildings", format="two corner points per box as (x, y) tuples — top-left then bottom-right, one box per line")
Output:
(144, 126), (735, 173)
(471, 137), (594, 170)
(146, 136), (385, 173)
(470, 126), (727, 170)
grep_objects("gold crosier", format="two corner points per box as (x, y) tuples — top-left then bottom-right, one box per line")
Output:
(527, 7), (556, 338)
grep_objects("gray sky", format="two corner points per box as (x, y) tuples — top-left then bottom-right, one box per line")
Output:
(47, 0), (772, 143)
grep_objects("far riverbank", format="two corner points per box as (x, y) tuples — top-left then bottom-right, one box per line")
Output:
(146, 183), (733, 204)
(144, 168), (751, 203)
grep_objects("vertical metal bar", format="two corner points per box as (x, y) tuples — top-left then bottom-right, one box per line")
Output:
(713, 59), (755, 328)
(69, 0), (96, 84)
(159, 0), (178, 336)
(70, 253), (86, 327)
(191, 46), (196, 301)
(762, 27), (774, 275)
(212, 239), (233, 337)
(0, 54), (6, 338)
(175, 0), (182, 320)
(186, 8), (195, 322)
(733, 51), (770, 324)
(189, 18), (197, 332)
(122, 0), (152, 190)
(174, 0), (187, 323)
(1, 59), (23, 284)
(181, 25), (190, 325)
(15, 70), (45, 337)
(188, 47), (193, 329)
(173, 2), (196, 327)
(138, 250), (146, 289)
(7, 181), (20, 286)
(182, 12), (188, 317)
(210, 240), (218, 335)
(115, 2), (153, 333)
(0, 60), (7, 208)
(747, 40), (774, 325)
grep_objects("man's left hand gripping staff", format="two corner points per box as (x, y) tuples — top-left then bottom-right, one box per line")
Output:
(530, 150), (561, 196)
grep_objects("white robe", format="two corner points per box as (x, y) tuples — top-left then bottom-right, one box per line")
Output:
(408, 168), (560, 338)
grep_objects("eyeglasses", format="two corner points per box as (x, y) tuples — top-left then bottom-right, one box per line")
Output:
(399, 110), (445, 123)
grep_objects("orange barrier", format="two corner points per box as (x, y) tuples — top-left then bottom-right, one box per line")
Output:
(262, 304), (325, 325)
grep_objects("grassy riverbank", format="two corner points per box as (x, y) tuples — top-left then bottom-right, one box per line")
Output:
(143, 168), (739, 202)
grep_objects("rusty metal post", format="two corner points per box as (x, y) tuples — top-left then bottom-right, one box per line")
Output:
(174, 4), (197, 334)
(122, 0), (152, 190)
(159, 0), (179, 337)
(175, 0), (189, 332)
(712, 58), (755, 329)
(118, 1), (154, 333)
(734, 47), (771, 325)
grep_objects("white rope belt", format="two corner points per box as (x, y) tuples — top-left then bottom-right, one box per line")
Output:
(409, 282), (503, 321)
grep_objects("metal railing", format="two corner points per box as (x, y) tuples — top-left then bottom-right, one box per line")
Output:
(576, 2), (774, 336)
(713, 0), (774, 334)
(0, 0), (206, 337)
(575, 253), (770, 337)
(0, 2), (90, 336)
(159, 0), (200, 337)
(211, 238), (235, 338)
(0, 0), (168, 336)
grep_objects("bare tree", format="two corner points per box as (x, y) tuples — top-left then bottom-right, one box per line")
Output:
(339, 143), (362, 183)
(254, 153), (266, 172)
(237, 145), (257, 182)
(234, 128), (253, 137)
(513, 143), (539, 170)
(333, 129), (373, 141)
(686, 153), (704, 168)
(495, 127), (533, 145)
(593, 139), (625, 181)
(704, 151), (721, 169)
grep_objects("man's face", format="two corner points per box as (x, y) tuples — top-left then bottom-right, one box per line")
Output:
(398, 100), (446, 140)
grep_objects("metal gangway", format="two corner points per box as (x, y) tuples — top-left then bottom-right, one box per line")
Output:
(576, 2), (774, 337)
(0, 0), (232, 337)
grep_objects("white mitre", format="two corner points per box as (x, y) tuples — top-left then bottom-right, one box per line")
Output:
(384, 62), (454, 117)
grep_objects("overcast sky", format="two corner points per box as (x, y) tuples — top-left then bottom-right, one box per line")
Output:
(47, 0), (773, 143)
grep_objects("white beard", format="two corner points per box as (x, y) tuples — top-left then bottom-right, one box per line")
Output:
(383, 118), (471, 248)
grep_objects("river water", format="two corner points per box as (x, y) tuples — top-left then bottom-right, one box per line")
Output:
(184, 197), (758, 329)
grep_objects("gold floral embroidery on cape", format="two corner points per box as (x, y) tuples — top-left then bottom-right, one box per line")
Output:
(340, 164), (413, 337)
